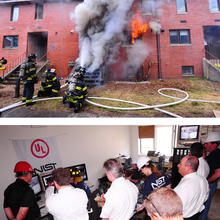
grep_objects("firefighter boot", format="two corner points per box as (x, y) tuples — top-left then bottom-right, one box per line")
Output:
(74, 101), (81, 113)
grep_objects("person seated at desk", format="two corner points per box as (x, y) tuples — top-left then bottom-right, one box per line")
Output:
(69, 167), (92, 213)
(136, 156), (171, 214)
(69, 167), (91, 198)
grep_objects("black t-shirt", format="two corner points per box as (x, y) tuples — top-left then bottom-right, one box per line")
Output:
(131, 168), (142, 181)
(4, 178), (40, 220)
(206, 148), (220, 180)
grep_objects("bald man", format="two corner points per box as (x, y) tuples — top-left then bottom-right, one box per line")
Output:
(174, 156), (209, 220)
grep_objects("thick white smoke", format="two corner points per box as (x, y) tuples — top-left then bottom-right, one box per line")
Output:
(74, 0), (135, 72)
(73, 0), (164, 75)
(149, 20), (162, 34)
(126, 40), (150, 76)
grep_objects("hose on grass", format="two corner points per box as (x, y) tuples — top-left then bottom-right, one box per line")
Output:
(0, 87), (219, 118)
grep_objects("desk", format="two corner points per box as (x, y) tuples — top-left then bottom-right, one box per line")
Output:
(37, 192), (51, 219)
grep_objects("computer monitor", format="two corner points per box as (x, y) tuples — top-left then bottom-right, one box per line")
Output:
(147, 151), (155, 156)
(30, 174), (42, 195)
(65, 163), (88, 181)
(40, 172), (53, 191)
(179, 125), (200, 141)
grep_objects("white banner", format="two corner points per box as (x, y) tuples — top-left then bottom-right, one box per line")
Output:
(12, 136), (62, 174)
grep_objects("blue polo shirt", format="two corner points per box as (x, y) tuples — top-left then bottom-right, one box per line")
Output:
(142, 173), (170, 199)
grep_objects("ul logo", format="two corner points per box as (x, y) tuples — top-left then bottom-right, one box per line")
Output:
(31, 139), (49, 158)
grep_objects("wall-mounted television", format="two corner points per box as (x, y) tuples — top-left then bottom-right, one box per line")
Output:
(30, 174), (42, 195)
(39, 172), (52, 191)
(65, 163), (88, 181)
(179, 125), (200, 141)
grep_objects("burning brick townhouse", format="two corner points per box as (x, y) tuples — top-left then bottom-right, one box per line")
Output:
(0, 0), (220, 82)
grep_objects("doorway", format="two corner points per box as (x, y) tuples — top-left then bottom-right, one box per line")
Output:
(203, 26), (220, 59)
(27, 32), (48, 61)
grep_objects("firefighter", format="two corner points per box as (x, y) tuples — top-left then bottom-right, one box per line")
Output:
(69, 167), (92, 213)
(69, 167), (91, 198)
(66, 64), (81, 85)
(21, 54), (38, 106)
(0, 57), (7, 70)
(63, 67), (88, 113)
(0, 57), (7, 83)
(37, 68), (60, 97)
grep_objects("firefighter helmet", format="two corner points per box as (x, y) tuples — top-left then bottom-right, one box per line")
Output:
(79, 67), (86, 74)
(0, 57), (7, 64)
(73, 72), (84, 80)
(14, 161), (33, 173)
(69, 167), (81, 177)
(74, 65), (81, 73)
(28, 53), (36, 60)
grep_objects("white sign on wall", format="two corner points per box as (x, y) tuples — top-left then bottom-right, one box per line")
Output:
(12, 136), (62, 174)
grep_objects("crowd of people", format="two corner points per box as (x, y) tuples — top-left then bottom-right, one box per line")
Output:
(3, 131), (220, 220)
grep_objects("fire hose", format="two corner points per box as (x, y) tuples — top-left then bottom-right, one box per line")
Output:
(1, 87), (220, 117)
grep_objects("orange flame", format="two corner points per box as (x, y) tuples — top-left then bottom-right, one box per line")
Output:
(130, 10), (148, 44)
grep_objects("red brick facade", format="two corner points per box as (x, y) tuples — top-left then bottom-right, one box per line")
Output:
(0, 1), (80, 78)
(0, 0), (220, 80)
(158, 0), (220, 79)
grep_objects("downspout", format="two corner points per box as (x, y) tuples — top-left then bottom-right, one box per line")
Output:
(156, 32), (162, 79)
(155, 0), (162, 79)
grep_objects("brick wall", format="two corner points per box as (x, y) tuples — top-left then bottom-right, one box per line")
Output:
(0, 0), (220, 80)
(158, 0), (220, 79)
(0, 1), (79, 77)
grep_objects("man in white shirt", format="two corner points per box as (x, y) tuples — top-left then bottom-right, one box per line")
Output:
(100, 158), (138, 220)
(46, 168), (89, 220)
(190, 142), (210, 178)
(174, 156), (209, 220)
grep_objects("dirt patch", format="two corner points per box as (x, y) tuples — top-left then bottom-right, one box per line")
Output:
(1, 78), (220, 117)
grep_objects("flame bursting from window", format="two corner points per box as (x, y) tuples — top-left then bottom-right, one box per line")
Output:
(130, 10), (148, 44)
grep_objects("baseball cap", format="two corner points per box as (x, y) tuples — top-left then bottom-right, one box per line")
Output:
(137, 156), (150, 169)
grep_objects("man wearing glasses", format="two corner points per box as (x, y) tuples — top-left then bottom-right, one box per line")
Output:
(145, 187), (183, 220)
(3, 161), (40, 220)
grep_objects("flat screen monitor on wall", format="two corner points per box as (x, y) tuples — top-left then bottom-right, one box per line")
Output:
(30, 174), (42, 195)
(65, 163), (88, 181)
(179, 125), (200, 141)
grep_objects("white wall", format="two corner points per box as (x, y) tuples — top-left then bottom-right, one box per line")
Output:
(130, 126), (139, 161)
(0, 125), (132, 220)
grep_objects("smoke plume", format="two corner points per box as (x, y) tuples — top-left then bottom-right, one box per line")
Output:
(73, 0), (164, 75)
(74, 0), (135, 72)
(126, 40), (150, 76)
